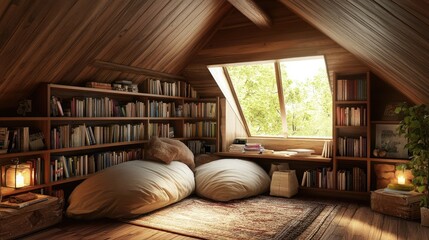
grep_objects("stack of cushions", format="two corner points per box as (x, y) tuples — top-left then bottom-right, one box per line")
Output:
(195, 159), (270, 201)
(67, 160), (195, 219)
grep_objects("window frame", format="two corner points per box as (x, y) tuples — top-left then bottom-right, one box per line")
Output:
(222, 57), (332, 139)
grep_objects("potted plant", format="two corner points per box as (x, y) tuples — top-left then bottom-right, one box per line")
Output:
(396, 103), (429, 226)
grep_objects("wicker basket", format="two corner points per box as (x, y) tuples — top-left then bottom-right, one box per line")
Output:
(371, 189), (422, 219)
(270, 170), (299, 198)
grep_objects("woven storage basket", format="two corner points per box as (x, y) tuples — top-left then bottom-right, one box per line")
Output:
(270, 170), (299, 198)
(371, 189), (421, 220)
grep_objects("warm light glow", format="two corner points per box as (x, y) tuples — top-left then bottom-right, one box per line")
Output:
(16, 173), (25, 188)
(398, 175), (406, 185)
(5, 164), (31, 188)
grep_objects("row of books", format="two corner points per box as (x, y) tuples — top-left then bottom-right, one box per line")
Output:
(337, 167), (367, 192)
(51, 123), (145, 149)
(321, 140), (333, 158)
(51, 149), (142, 182)
(337, 136), (367, 157)
(147, 79), (180, 96)
(149, 101), (177, 117)
(300, 167), (367, 192)
(335, 106), (367, 126)
(229, 144), (245, 153)
(146, 79), (197, 98)
(187, 140), (216, 155)
(244, 143), (264, 152)
(0, 127), (30, 154)
(336, 79), (367, 101)
(183, 122), (216, 138)
(0, 157), (43, 186)
(301, 168), (335, 189)
(149, 123), (174, 138)
(51, 96), (146, 117)
(183, 102), (216, 118)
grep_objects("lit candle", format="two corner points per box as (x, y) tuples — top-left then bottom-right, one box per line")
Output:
(398, 175), (406, 185)
(16, 172), (25, 188)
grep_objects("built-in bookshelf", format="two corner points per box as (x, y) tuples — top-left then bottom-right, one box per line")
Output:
(0, 81), (219, 197)
(332, 71), (411, 198)
(333, 72), (371, 194)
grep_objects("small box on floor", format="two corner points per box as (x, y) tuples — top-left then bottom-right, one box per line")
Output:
(0, 195), (63, 240)
(270, 170), (299, 198)
(371, 189), (422, 220)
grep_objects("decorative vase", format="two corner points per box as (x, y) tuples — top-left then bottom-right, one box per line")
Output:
(421, 207), (429, 227)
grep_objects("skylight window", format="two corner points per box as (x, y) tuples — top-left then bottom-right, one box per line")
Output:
(210, 56), (332, 138)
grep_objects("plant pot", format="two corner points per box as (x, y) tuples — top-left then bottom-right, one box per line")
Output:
(421, 207), (429, 227)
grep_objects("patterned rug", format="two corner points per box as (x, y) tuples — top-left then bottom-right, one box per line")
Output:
(125, 196), (339, 240)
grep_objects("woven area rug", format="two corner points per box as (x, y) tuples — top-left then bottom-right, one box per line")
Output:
(125, 196), (338, 240)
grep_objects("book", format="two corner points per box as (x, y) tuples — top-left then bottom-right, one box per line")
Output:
(0, 194), (49, 209)
(286, 149), (315, 157)
(301, 171), (308, 186)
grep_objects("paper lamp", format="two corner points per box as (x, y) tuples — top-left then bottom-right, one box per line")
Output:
(5, 163), (31, 188)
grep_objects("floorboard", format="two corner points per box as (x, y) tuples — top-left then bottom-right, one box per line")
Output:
(22, 203), (429, 240)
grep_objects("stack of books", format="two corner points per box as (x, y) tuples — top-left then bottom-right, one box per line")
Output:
(244, 143), (264, 153)
(229, 144), (245, 153)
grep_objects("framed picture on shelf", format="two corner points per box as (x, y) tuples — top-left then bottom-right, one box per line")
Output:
(375, 124), (408, 159)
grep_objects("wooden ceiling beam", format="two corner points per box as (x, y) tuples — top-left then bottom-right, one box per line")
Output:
(227, 0), (271, 28)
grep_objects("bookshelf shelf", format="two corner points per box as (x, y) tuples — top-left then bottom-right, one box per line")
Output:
(369, 158), (410, 164)
(371, 120), (401, 124)
(1, 184), (49, 197)
(49, 141), (147, 154)
(50, 175), (90, 186)
(335, 156), (368, 161)
(215, 152), (332, 163)
(299, 186), (370, 202)
(335, 100), (368, 105)
(0, 117), (49, 121)
(0, 150), (48, 159)
(334, 126), (367, 129)
(50, 117), (150, 121)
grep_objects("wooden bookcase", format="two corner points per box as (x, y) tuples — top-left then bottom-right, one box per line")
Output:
(333, 72), (371, 194)
(0, 82), (219, 197)
(332, 71), (410, 199)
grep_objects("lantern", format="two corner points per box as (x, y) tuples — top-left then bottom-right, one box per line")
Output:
(5, 160), (31, 188)
(397, 175), (406, 185)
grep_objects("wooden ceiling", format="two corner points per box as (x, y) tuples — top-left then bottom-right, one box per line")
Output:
(0, 0), (428, 111)
(0, 0), (230, 109)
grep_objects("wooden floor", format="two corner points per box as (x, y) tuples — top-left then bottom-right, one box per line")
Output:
(23, 203), (429, 240)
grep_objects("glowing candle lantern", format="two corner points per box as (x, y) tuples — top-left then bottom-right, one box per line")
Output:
(398, 175), (406, 185)
(5, 163), (31, 188)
